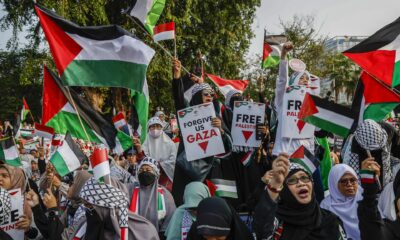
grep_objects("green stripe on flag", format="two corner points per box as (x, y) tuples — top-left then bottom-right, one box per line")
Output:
(6, 158), (22, 167)
(304, 115), (350, 137)
(316, 137), (332, 190)
(50, 151), (71, 177)
(46, 111), (101, 143)
(62, 60), (148, 92)
(364, 103), (398, 122)
(215, 191), (238, 199)
(144, 0), (166, 35)
(132, 91), (149, 143)
(262, 56), (280, 69)
(393, 61), (400, 88)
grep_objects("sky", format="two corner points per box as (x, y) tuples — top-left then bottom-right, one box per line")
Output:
(249, 0), (400, 57)
(1, 0), (400, 56)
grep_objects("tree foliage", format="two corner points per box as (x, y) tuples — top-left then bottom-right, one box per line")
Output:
(0, 0), (261, 118)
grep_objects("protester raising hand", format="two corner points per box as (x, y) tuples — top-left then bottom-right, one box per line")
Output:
(172, 57), (181, 79)
(43, 188), (57, 209)
(25, 189), (40, 208)
(280, 41), (293, 59)
(361, 157), (381, 177)
(262, 153), (290, 200)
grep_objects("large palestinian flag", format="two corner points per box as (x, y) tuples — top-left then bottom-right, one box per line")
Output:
(352, 71), (400, 124)
(206, 74), (249, 96)
(42, 66), (132, 153)
(298, 93), (355, 137)
(343, 17), (400, 88)
(262, 33), (287, 69)
(34, 3), (155, 91)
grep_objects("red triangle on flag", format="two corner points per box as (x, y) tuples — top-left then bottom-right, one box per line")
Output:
(343, 50), (395, 88)
(290, 145), (305, 159)
(263, 42), (273, 61)
(198, 141), (209, 153)
(206, 74), (249, 92)
(361, 71), (400, 104)
(34, 5), (82, 75)
(42, 67), (68, 125)
(242, 130), (253, 143)
(298, 93), (319, 119)
(23, 97), (30, 111)
(297, 119), (306, 133)
(205, 180), (217, 197)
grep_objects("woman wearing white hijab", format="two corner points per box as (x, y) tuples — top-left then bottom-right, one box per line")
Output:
(320, 164), (363, 240)
(142, 117), (177, 191)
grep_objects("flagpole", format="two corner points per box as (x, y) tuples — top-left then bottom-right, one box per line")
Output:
(174, 36), (177, 58)
(125, 14), (197, 77)
(65, 88), (91, 144)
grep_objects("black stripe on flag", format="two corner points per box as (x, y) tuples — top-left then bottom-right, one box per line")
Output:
(310, 94), (355, 119)
(344, 17), (400, 53)
(46, 67), (118, 148)
(35, 3), (138, 41)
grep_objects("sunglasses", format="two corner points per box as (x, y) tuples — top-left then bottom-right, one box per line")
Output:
(339, 178), (357, 186)
(286, 175), (312, 185)
(202, 90), (215, 97)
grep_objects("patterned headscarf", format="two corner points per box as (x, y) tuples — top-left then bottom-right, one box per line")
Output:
(0, 187), (11, 225)
(224, 89), (241, 110)
(191, 83), (213, 96)
(354, 120), (388, 150)
(80, 177), (129, 239)
(147, 117), (163, 128)
(136, 157), (160, 177)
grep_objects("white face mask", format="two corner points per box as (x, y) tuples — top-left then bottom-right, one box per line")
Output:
(149, 129), (162, 138)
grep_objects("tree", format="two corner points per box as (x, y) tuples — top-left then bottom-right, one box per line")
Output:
(0, 0), (262, 117)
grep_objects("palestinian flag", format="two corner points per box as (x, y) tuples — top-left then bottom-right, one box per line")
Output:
(131, 85), (149, 143)
(34, 123), (55, 139)
(42, 67), (132, 153)
(153, 22), (175, 42)
(299, 93), (355, 137)
(206, 74), (249, 96)
(127, 0), (166, 35)
(21, 97), (30, 122)
(262, 33), (287, 69)
(50, 132), (87, 177)
(35, 4), (155, 91)
(206, 179), (238, 199)
(113, 112), (131, 136)
(290, 145), (320, 174)
(0, 137), (22, 167)
(316, 137), (332, 190)
(343, 17), (400, 88)
(352, 71), (400, 124)
(90, 147), (110, 180)
(360, 170), (375, 184)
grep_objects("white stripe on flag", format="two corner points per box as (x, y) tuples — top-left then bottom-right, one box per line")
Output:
(315, 107), (354, 129)
(58, 143), (81, 172)
(69, 34), (155, 64)
(61, 102), (77, 114)
(218, 85), (237, 96)
(114, 119), (126, 129)
(128, 0), (153, 24)
(4, 146), (19, 160)
(35, 129), (53, 139)
(215, 184), (237, 193)
(153, 30), (175, 42)
(93, 161), (110, 179)
(303, 156), (316, 173)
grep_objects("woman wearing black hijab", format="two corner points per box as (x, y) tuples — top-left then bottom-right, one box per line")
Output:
(187, 197), (253, 240)
(171, 58), (232, 206)
(253, 154), (346, 240)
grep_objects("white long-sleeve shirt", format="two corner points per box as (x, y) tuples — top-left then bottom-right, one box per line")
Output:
(272, 60), (314, 156)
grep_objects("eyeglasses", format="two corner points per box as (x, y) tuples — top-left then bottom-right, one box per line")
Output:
(339, 178), (358, 186)
(286, 175), (312, 185)
(202, 90), (215, 97)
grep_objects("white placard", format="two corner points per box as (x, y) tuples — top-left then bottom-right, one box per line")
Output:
(281, 86), (315, 138)
(178, 103), (225, 161)
(0, 189), (24, 240)
(231, 101), (265, 147)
